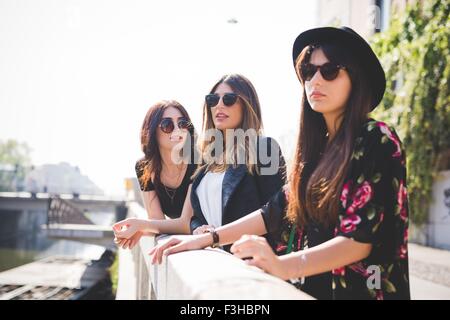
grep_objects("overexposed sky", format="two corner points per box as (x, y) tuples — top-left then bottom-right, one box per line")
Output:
(0, 0), (318, 196)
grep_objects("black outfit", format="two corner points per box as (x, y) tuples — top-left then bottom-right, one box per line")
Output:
(190, 137), (286, 251)
(261, 119), (410, 300)
(135, 161), (196, 219)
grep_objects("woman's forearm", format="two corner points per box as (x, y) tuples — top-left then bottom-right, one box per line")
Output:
(215, 210), (268, 246)
(141, 191), (166, 220)
(281, 236), (372, 279)
(140, 185), (193, 235)
(142, 217), (191, 235)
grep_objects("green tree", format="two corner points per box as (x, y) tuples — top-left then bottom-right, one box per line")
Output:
(0, 139), (32, 191)
(371, 0), (450, 224)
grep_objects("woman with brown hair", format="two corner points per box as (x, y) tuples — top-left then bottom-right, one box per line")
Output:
(147, 27), (410, 300)
(188, 74), (286, 252)
(114, 100), (196, 249)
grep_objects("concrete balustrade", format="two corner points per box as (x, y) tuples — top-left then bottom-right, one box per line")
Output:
(116, 201), (314, 300)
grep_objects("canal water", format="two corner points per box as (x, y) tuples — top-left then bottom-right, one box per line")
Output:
(0, 231), (106, 273)
(0, 208), (118, 299)
(0, 211), (116, 273)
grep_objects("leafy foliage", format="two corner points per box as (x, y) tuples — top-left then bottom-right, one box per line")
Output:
(370, 0), (450, 224)
(0, 139), (32, 191)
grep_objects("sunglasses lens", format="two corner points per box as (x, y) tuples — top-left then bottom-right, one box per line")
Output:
(222, 93), (238, 106)
(160, 119), (174, 133)
(300, 63), (342, 81)
(177, 119), (190, 130)
(300, 63), (316, 81)
(321, 63), (340, 81)
(205, 94), (220, 108)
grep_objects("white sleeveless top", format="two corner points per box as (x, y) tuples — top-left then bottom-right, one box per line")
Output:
(196, 171), (225, 228)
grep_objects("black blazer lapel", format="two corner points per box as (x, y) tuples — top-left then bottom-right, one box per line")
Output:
(221, 164), (247, 221)
(191, 168), (208, 224)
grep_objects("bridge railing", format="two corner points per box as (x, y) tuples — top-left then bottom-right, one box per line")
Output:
(47, 196), (94, 226)
(121, 201), (314, 300)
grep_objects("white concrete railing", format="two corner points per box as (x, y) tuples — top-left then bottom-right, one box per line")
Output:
(118, 201), (314, 300)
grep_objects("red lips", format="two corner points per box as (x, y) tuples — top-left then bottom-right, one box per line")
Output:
(310, 90), (326, 98)
(215, 112), (229, 119)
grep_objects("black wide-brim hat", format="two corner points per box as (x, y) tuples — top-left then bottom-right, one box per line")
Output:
(292, 26), (386, 111)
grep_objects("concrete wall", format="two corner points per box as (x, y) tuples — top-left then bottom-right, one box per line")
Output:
(427, 171), (450, 250)
(0, 195), (49, 246)
(118, 202), (314, 300)
(402, 171), (450, 250)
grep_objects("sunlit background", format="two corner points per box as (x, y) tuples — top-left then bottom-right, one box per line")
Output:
(1, 0), (449, 301)
(0, 0), (321, 197)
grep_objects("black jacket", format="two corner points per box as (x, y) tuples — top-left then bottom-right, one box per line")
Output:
(190, 137), (286, 251)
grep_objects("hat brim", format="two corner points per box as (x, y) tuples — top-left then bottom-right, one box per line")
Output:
(292, 27), (386, 111)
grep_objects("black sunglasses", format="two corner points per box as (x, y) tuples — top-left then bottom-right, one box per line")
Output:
(300, 62), (346, 81)
(205, 93), (239, 108)
(159, 118), (191, 134)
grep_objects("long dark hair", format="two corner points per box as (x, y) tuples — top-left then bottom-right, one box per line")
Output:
(194, 74), (264, 176)
(287, 42), (373, 228)
(137, 100), (195, 193)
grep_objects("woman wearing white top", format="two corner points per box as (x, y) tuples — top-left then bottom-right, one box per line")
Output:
(188, 74), (286, 252)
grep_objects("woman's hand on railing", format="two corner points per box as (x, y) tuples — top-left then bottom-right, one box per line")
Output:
(230, 235), (290, 280)
(192, 224), (215, 235)
(149, 234), (212, 265)
(113, 218), (152, 250)
(114, 230), (145, 250)
(112, 218), (146, 239)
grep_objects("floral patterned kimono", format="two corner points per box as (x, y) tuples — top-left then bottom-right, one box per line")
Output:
(261, 119), (410, 300)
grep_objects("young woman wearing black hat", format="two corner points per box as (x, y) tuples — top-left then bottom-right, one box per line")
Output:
(147, 27), (410, 300)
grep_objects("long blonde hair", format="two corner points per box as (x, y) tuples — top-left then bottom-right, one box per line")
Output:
(194, 74), (264, 177)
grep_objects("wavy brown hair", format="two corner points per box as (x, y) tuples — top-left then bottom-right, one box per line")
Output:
(137, 100), (195, 193)
(194, 74), (264, 176)
(287, 43), (373, 228)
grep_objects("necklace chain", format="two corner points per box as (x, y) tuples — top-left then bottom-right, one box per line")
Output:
(164, 185), (177, 203)
(161, 163), (185, 203)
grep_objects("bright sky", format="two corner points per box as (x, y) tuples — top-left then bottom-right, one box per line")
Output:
(0, 0), (318, 196)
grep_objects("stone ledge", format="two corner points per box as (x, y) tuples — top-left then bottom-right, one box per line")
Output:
(124, 201), (314, 300)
